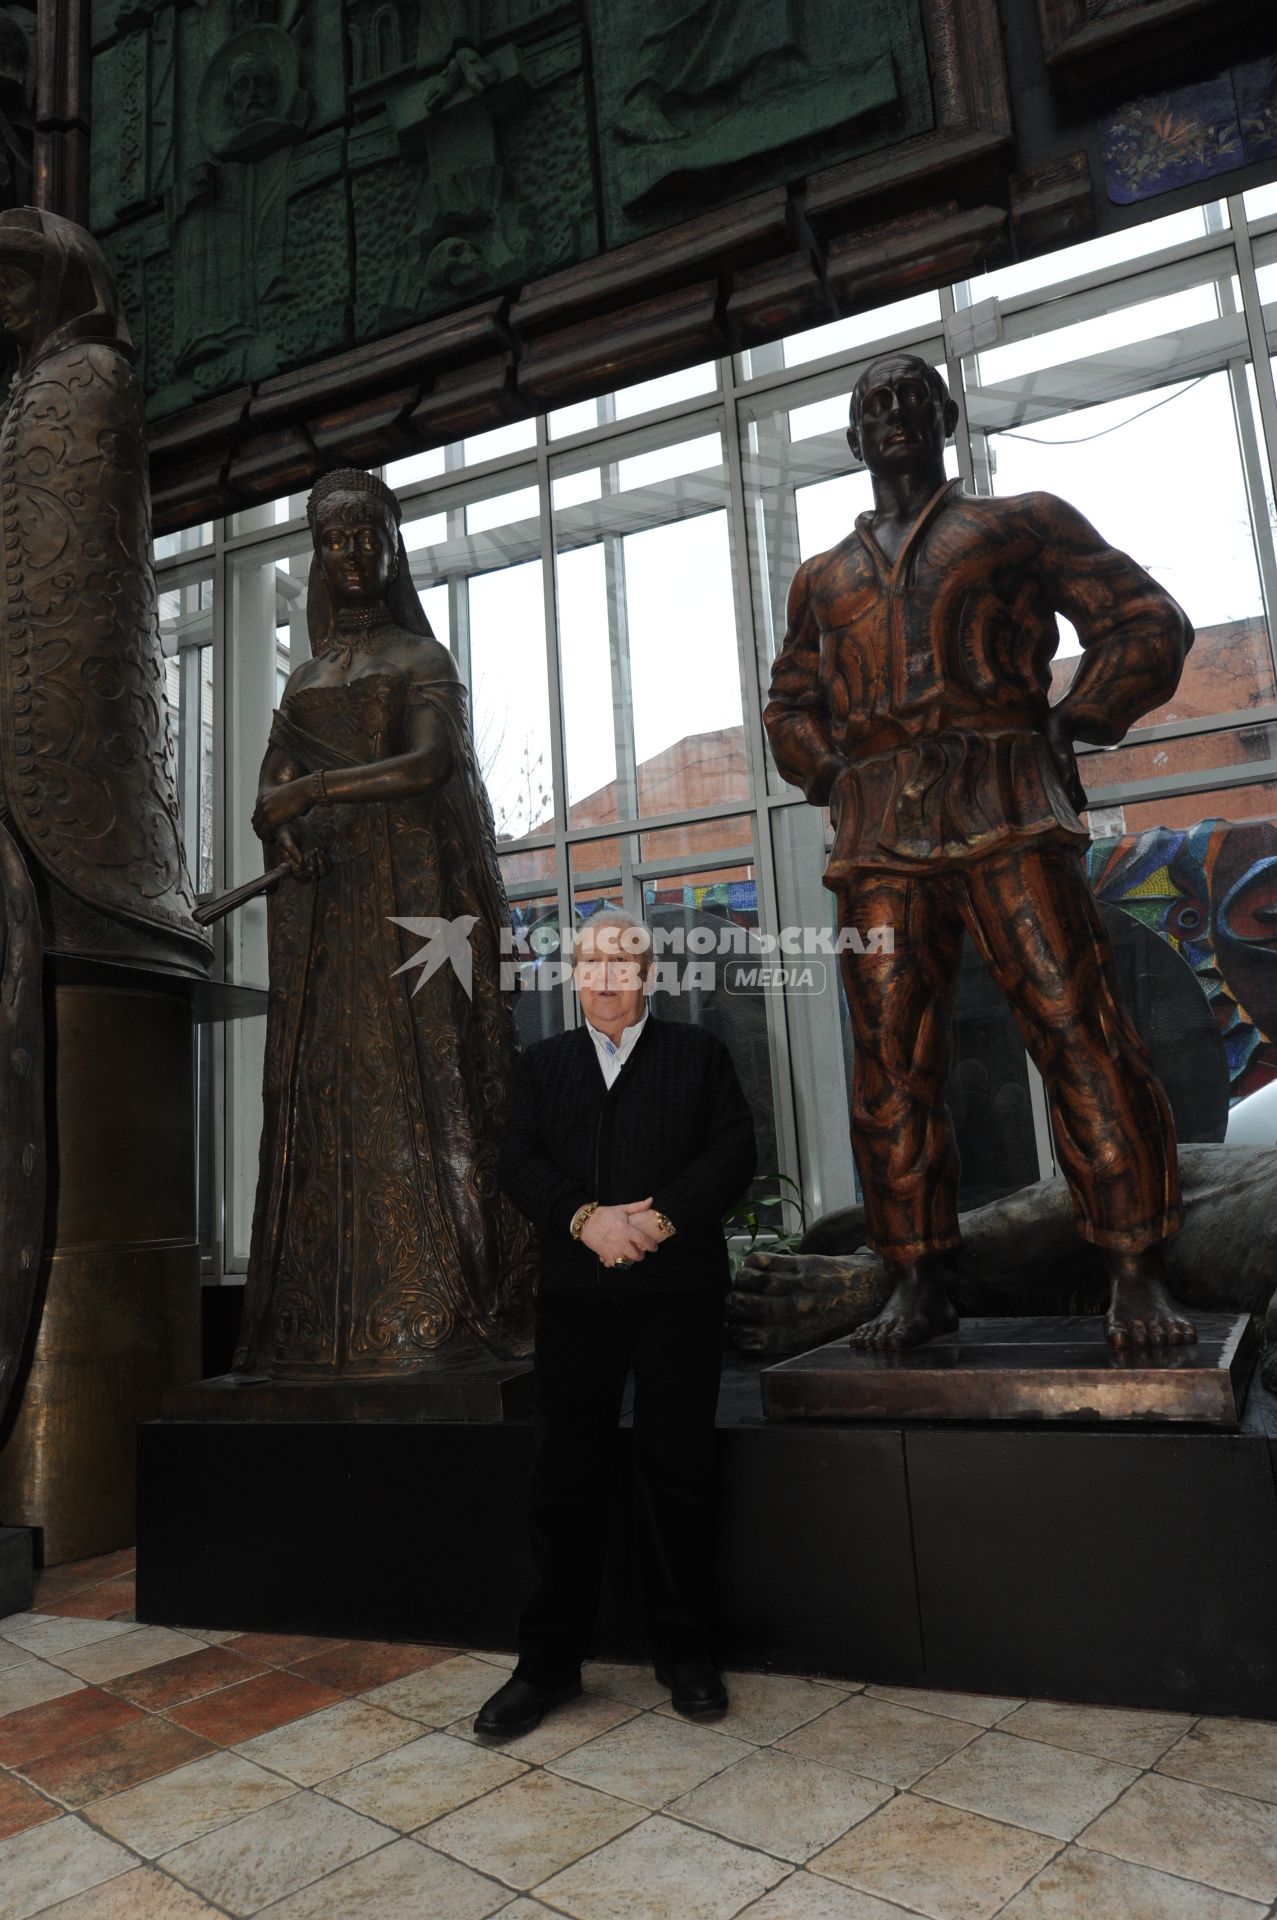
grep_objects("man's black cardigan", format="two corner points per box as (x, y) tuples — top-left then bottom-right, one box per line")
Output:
(498, 1015), (758, 1294)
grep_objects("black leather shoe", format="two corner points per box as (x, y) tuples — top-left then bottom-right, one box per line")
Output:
(655, 1660), (728, 1718)
(473, 1674), (581, 1739)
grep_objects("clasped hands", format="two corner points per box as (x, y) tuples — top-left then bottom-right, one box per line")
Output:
(581, 1197), (673, 1269)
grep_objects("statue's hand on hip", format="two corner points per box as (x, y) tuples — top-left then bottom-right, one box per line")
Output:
(1044, 707), (1088, 815)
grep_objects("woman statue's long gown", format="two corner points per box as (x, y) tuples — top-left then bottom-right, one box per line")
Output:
(233, 466), (537, 1375)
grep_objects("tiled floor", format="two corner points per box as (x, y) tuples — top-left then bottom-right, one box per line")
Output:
(3, 1555), (1277, 1918)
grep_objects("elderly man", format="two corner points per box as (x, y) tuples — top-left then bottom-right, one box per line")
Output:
(765, 350), (1194, 1353)
(474, 910), (756, 1737)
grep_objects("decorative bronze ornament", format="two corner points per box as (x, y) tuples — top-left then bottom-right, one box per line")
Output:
(0, 205), (209, 975)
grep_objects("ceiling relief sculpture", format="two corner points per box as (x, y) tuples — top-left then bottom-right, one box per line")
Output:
(90, 0), (600, 415)
(587, 0), (932, 237)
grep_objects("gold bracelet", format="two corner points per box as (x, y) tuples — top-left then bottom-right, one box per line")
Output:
(570, 1201), (599, 1240)
(655, 1211), (676, 1239)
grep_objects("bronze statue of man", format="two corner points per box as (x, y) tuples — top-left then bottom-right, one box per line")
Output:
(765, 352), (1195, 1353)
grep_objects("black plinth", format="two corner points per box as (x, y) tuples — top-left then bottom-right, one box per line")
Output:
(761, 1314), (1258, 1425)
(0, 1526), (34, 1614)
(163, 1361), (534, 1424)
(137, 1360), (1277, 1718)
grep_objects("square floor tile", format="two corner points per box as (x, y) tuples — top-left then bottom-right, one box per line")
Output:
(670, 1747), (893, 1864)
(287, 1640), (451, 1694)
(0, 1613), (54, 1640)
(102, 1645), (268, 1711)
(56, 1630), (208, 1685)
(999, 1844), (1267, 1918)
(33, 1570), (96, 1604)
(253, 1835), (509, 1919)
(320, 1728), (525, 1829)
(1157, 1717), (1277, 1805)
(422, 1768), (644, 1891)
(451, 1690), (638, 1764)
(536, 1810), (788, 1919)
(1080, 1772), (1277, 1904)
(235, 1697), (420, 1785)
(810, 1793), (1058, 1920)
(657, 1674), (851, 1747)
(18, 1715), (214, 1809)
(366, 1654), (521, 1726)
(582, 1662), (669, 1709)
(225, 1633), (349, 1668)
(864, 1688), (1022, 1729)
(998, 1700), (1193, 1769)
(1, 1617), (136, 1660)
(549, 1712), (754, 1810)
(40, 1580), (137, 1623)
(60, 1551), (135, 1585)
(32, 1865), (224, 1918)
(161, 1788), (393, 1913)
(916, 1728), (1137, 1840)
(0, 1687), (143, 1767)
(0, 1641), (33, 1673)
(89, 1749), (297, 1857)
(0, 1772), (60, 1841)
(0, 1813), (136, 1920)
(779, 1696), (981, 1789)
(738, 1877), (928, 1919)
(0, 1660), (85, 1717)
(165, 1670), (345, 1745)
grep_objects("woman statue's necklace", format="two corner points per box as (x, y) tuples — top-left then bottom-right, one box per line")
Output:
(328, 603), (396, 669)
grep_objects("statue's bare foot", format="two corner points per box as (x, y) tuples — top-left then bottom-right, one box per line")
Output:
(849, 1258), (957, 1351)
(1105, 1250), (1197, 1350)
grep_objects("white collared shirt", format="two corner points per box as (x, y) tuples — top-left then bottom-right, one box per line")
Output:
(586, 1008), (649, 1089)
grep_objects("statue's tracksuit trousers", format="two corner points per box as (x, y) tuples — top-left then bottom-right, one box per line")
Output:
(838, 840), (1182, 1263)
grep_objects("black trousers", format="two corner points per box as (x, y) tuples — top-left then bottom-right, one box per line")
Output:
(514, 1289), (725, 1689)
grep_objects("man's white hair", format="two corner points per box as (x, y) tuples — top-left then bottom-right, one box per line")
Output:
(572, 908), (654, 968)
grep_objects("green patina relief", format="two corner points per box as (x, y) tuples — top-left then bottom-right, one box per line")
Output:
(93, 0), (353, 411)
(588, 0), (933, 244)
(88, 0), (933, 416)
(347, 0), (594, 340)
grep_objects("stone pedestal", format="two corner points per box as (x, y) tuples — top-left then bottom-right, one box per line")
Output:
(135, 1359), (1277, 1717)
(761, 1314), (1258, 1425)
(164, 1361), (534, 1425)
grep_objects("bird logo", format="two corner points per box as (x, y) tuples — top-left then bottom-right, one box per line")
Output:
(389, 916), (478, 997)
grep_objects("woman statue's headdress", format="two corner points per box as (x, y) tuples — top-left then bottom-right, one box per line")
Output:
(307, 465), (402, 530)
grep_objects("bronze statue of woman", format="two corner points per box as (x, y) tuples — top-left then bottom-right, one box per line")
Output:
(233, 465), (537, 1375)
